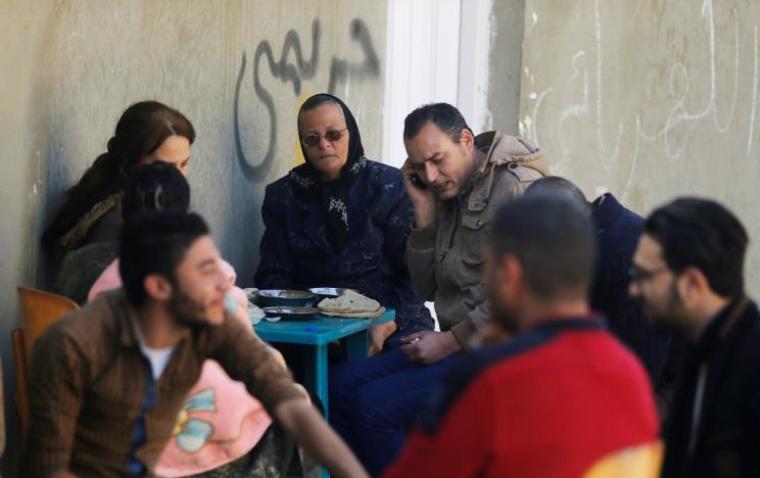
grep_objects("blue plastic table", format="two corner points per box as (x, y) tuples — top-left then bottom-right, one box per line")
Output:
(254, 308), (395, 416)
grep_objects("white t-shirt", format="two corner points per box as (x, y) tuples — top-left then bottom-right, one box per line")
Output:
(133, 320), (176, 380)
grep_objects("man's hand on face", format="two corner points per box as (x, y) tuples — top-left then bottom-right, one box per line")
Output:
(401, 159), (437, 229)
(400, 330), (462, 364)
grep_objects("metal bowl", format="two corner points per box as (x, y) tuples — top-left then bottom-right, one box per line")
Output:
(262, 306), (319, 320)
(308, 287), (349, 302)
(256, 289), (315, 307)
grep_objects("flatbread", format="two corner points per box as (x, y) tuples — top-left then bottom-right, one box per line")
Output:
(318, 289), (381, 315)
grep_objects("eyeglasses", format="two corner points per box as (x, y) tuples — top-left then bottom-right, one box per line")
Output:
(627, 264), (671, 284)
(301, 128), (348, 148)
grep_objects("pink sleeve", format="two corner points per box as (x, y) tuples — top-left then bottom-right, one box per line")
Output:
(219, 259), (237, 288)
(87, 259), (122, 302)
(218, 259), (249, 326)
(229, 286), (250, 326)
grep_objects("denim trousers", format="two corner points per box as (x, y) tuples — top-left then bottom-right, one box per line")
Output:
(328, 349), (455, 476)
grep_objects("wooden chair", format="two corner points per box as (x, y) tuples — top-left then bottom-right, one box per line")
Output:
(13, 286), (79, 439)
(583, 441), (664, 478)
(0, 356), (5, 458)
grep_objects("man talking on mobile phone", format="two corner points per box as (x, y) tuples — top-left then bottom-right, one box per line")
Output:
(400, 103), (548, 357)
(329, 102), (548, 476)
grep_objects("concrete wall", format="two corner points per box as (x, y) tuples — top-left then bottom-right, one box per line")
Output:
(14, 0), (760, 470)
(517, 0), (760, 294)
(0, 0), (385, 470)
(487, 0), (525, 134)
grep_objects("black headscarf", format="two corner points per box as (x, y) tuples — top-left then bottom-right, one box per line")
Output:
(289, 94), (367, 253)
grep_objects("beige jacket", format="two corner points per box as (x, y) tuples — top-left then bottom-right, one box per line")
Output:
(406, 132), (549, 347)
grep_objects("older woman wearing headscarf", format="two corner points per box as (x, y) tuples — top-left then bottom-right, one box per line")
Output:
(255, 93), (433, 355)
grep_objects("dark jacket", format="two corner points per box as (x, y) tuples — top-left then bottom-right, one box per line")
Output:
(53, 240), (119, 304)
(255, 160), (433, 339)
(591, 193), (673, 389)
(50, 195), (123, 301)
(661, 297), (760, 478)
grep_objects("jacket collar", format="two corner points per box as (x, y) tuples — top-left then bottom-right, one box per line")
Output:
(459, 135), (492, 197)
(101, 289), (140, 347)
(693, 295), (750, 360)
(530, 314), (607, 332)
(690, 295), (753, 447)
(462, 131), (548, 212)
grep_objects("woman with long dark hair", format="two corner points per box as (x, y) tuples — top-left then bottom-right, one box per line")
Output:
(46, 100), (195, 303)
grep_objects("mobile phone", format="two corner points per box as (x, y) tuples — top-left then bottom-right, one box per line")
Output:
(409, 173), (428, 190)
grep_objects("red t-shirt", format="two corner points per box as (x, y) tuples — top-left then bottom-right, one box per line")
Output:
(384, 318), (659, 478)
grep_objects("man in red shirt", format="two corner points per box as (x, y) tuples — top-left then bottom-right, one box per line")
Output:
(385, 193), (659, 478)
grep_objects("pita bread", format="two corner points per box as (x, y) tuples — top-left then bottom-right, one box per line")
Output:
(318, 289), (380, 315)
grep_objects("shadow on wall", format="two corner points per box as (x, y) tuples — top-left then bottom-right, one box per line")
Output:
(233, 18), (381, 182)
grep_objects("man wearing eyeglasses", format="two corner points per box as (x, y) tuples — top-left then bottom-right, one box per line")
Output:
(629, 197), (760, 478)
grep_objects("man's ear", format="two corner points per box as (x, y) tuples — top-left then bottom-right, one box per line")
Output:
(459, 128), (475, 149)
(496, 254), (523, 301)
(144, 274), (173, 301)
(678, 266), (709, 302)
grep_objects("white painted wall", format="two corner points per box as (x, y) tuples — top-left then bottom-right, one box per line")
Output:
(382, 0), (495, 169)
(457, 0), (494, 133)
(382, 0), (496, 327)
(383, 0), (461, 168)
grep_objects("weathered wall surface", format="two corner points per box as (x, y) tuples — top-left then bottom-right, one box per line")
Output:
(519, 0), (760, 294)
(0, 0), (385, 470)
(487, 0), (525, 134)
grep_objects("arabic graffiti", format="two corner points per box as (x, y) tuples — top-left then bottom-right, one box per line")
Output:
(234, 18), (381, 181)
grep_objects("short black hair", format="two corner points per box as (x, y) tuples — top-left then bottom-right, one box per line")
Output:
(122, 162), (190, 220)
(644, 197), (748, 297)
(119, 211), (209, 306)
(403, 103), (473, 142)
(490, 193), (596, 301)
(524, 176), (588, 210)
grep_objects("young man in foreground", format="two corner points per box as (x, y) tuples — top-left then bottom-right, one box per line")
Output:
(22, 211), (367, 478)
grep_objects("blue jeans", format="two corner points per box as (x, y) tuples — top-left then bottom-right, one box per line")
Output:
(329, 349), (454, 476)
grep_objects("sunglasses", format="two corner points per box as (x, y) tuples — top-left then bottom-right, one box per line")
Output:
(301, 128), (348, 148)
